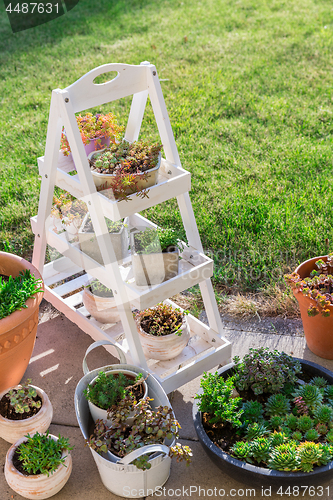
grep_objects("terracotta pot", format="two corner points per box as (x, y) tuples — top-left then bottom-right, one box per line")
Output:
(0, 252), (44, 393)
(137, 317), (190, 361)
(87, 369), (148, 427)
(293, 255), (333, 359)
(5, 434), (72, 499)
(0, 385), (53, 444)
(82, 281), (120, 324)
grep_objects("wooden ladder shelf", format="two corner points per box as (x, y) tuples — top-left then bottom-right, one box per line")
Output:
(31, 62), (231, 393)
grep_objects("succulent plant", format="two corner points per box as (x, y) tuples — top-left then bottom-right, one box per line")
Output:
(304, 429), (320, 441)
(285, 413), (298, 431)
(293, 385), (323, 410)
(241, 400), (264, 423)
(291, 431), (303, 442)
(324, 385), (333, 401)
(293, 396), (309, 415)
(244, 422), (269, 441)
(268, 443), (300, 471)
(233, 348), (302, 395)
(315, 423), (328, 435)
(270, 431), (288, 447)
(297, 415), (314, 432)
(230, 441), (253, 463)
(298, 442), (329, 472)
(265, 394), (291, 416)
(7, 379), (41, 414)
(313, 404), (333, 424)
(326, 430), (333, 443)
(250, 437), (272, 464)
(310, 377), (328, 389)
(269, 416), (283, 431)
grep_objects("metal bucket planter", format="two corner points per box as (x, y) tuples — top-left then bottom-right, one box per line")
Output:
(74, 340), (174, 498)
(78, 214), (128, 265)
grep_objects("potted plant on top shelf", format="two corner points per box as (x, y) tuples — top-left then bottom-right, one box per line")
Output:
(0, 252), (44, 394)
(88, 139), (162, 199)
(285, 252), (333, 359)
(131, 226), (186, 286)
(0, 379), (53, 444)
(5, 431), (73, 499)
(60, 111), (124, 157)
(83, 369), (148, 427)
(135, 302), (190, 361)
(85, 394), (192, 497)
(193, 347), (333, 487)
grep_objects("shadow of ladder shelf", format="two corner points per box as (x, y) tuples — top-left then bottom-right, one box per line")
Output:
(31, 61), (232, 393)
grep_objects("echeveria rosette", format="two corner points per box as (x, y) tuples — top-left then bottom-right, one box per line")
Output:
(293, 384), (323, 410)
(250, 437), (272, 464)
(230, 441), (253, 464)
(268, 443), (300, 472)
(313, 404), (333, 424)
(244, 422), (269, 441)
(265, 394), (291, 417)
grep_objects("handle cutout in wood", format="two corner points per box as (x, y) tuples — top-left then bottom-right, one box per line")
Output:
(93, 71), (119, 86)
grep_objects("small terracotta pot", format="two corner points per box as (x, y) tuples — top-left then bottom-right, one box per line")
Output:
(293, 255), (333, 359)
(0, 385), (53, 444)
(82, 283), (120, 324)
(5, 434), (72, 499)
(0, 252), (44, 393)
(137, 318), (190, 361)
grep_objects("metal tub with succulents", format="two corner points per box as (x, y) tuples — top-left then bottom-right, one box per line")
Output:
(193, 347), (333, 487)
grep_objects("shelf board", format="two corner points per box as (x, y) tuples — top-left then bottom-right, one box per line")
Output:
(31, 215), (213, 310)
(39, 260), (231, 393)
(37, 152), (191, 221)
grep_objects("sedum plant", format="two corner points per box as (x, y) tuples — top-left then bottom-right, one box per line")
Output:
(16, 432), (73, 476)
(233, 347), (301, 395)
(7, 379), (41, 414)
(132, 227), (186, 254)
(0, 270), (43, 320)
(86, 395), (192, 470)
(135, 303), (188, 337)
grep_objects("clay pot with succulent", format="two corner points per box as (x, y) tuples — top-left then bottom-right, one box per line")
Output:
(60, 112), (124, 158)
(0, 379), (53, 444)
(285, 253), (333, 359)
(78, 214), (128, 265)
(135, 303), (190, 361)
(193, 347), (333, 487)
(5, 431), (73, 499)
(83, 369), (148, 427)
(131, 226), (186, 286)
(0, 252), (44, 393)
(88, 139), (162, 199)
(82, 278), (120, 324)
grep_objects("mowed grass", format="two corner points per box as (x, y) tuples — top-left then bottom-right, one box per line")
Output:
(1, 0), (333, 294)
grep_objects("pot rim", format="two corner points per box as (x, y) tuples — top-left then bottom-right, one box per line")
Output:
(79, 213), (124, 235)
(193, 358), (333, 480)
(0, 252), (44, 332)
(0, 385), (48, 424)
(87, 368), (149, 412)
(132, 247), (180, 256)
(295, 255), (329, 275)
(83, 280), (115, 300)
(88, 150), (161, 178)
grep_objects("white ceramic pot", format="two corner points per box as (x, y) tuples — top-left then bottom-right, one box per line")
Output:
(0, 385), (53, 444)
(5, 434), (72, 499)
(137, 317), (190, 361)
(82, 283), (120, 324)
(132, 248), (179, 286)
(87, 369), (148, 427)
(89, 150), (161, 192)
(78, 214), (128, 265)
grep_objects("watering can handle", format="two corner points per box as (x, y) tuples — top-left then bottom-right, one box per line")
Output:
(82, 340), (127, 375)
(118, 444), (170, 465)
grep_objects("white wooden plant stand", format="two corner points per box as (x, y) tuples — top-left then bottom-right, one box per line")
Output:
(31, 62), (231, 393)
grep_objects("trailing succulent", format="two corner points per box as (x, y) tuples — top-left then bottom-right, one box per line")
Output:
(285, 253), (333, 317)
(199, 348), (333, 473)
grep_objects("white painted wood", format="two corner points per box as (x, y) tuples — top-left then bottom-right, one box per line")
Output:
(65, 63), (148, 112)
(32, 61), (232, 391)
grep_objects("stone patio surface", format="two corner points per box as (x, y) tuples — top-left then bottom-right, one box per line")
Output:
(1, 300), (333, 500)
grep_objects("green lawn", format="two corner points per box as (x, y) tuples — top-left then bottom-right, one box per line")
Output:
(1, 0), (333, 293)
